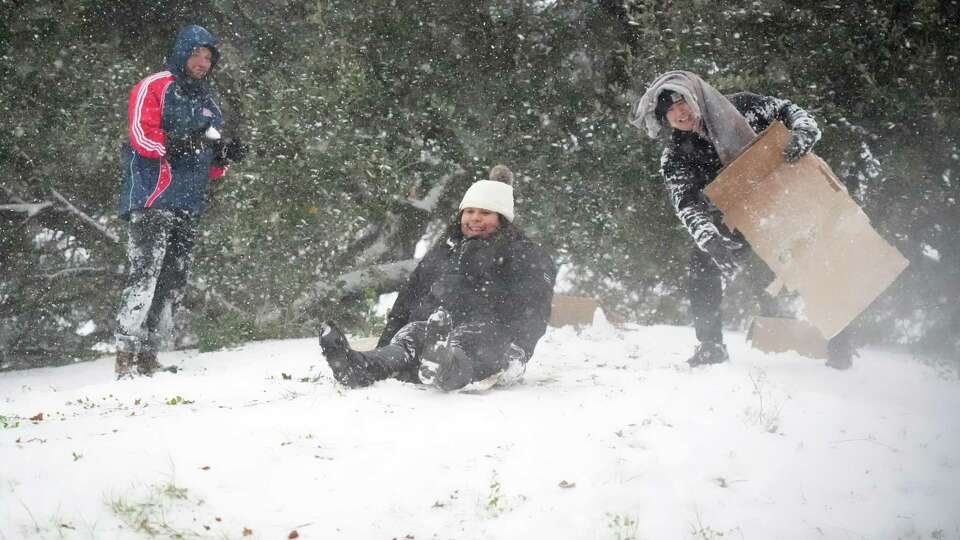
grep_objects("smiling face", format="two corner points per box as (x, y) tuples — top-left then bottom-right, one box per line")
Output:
(460, 207), (501, 239)
(665, 98), (700, 132)
(184, 47), (213, 80)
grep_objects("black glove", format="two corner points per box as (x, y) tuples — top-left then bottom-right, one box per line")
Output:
(783, 128), (816, 162)
(702, 233), (744, 284)
(224, 138), (247, 162)
(458, 237), (500, 282)
(213, 138), (248, 166)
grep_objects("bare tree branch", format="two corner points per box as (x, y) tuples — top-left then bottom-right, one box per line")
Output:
(320, 259), (419, 297)
(50, 189), (120, 244)
(293, 258), (419, 319)
(41, 266), (108, 279)
(0, 202), (54, 217)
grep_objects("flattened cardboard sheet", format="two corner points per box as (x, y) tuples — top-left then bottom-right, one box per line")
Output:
(746, 316), (828, 359)
(706, 122), (908, 339)
(549, 295), (599, 328)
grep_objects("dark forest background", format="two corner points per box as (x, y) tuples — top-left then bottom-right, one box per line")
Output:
(2, 0), (958, 369)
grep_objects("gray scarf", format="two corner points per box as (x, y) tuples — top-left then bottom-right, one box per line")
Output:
(631, 70), (756, 165)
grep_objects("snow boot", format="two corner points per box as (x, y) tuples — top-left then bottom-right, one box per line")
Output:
(136, 352), (178, 376)
(495, 344), (528, 388)
(319, 321), (382, 388)
(115, 351), (137, 380)
(420, 342), (474, 391)
(825, 339), (856, 370)
(687, 341), (729, 367)
(320, 321), (367, 387)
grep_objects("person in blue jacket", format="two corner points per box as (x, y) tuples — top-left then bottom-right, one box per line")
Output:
(114, 25), (246, 378)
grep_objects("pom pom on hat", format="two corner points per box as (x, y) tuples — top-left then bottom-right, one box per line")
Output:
(459, 179), (514, 222)
(488, 164), (514, 185)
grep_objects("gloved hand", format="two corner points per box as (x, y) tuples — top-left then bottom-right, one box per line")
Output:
(213, 138), (248, 166)
(458, 237), (500, 282)
(783, 127), (817, 162)
(702, 233), (744, 284)
(224, 138), (248, 162)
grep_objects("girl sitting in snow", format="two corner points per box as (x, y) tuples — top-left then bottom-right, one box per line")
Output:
(319, 165), (557, 391)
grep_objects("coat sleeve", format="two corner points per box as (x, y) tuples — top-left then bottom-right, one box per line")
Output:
(127, 76), (172, 159)
(770, 96), (821, 142)
(661, 147), (721, 250)
(773, 96), (821, 152)
(377, 256), (428, 347)
(502, 243), (556, 359)
(734, 92), (821, 146)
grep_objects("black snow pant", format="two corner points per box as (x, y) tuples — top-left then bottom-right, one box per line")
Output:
(387, 320), (523, 385)
(688, 243), (854, 350)
(689, 245), (726, 344)
(115, 209), (197, 354)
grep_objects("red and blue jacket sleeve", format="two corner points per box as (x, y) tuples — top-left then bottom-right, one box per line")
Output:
(127, 72), (174, 160)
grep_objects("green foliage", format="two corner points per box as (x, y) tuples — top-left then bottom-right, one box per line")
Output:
(607, 512), (640, 540)
(191, 309), (256, 353)
(108, 480), (207, 538)
(358, 287), (387, 337)
(484, 470), (507, 517)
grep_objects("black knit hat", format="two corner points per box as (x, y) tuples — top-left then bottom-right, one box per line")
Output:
(654, 90), (683, 125)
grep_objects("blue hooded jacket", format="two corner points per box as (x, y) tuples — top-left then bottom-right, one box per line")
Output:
(118, 25), (227, 218)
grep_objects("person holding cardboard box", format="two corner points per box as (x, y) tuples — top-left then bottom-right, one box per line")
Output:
(631, 70), (854, 369)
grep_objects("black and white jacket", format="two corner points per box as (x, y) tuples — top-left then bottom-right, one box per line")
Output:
(660, 92), (821, 250)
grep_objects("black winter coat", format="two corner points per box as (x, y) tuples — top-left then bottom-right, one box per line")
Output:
(378, 221), (556, 358)
(660, 92), (821, 250)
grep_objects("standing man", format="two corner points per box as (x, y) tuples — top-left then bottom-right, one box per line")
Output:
(114, 25), (246, 378)
(631, 70), (854, 369)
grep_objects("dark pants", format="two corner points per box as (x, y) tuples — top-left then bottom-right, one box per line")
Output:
(689, 246), (725, 343)
(688, 244), (854, 350)
(115, 209), (197, 353)
(389, 320), (519, 383)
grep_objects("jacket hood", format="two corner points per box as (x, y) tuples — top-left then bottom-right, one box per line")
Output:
(632, 70), (756, 165)
(165, 25), (220, 87)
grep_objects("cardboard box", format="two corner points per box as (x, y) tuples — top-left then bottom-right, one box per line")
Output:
(549, 295), (600, 328)
(705, 122), (908, 339)
(746, 316), (828, 359)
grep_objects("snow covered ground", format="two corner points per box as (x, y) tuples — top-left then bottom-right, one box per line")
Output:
(2, 318), (958, 540)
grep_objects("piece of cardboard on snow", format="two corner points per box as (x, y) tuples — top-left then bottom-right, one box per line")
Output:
(705, 122), (908, 339)
(549, 295), (599, 328)
(746, 316), (828, 359)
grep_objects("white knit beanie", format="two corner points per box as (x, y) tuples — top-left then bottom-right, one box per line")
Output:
(459, 180), (515, 222)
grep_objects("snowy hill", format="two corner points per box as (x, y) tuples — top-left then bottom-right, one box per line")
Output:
(2, 321), (958, 540)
